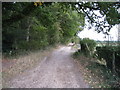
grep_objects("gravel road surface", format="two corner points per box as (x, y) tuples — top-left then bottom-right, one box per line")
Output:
(8, 46), (89, 88)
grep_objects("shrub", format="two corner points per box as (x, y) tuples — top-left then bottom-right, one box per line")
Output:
(96, 46), (120, 76)
(80, 38), (96, 56)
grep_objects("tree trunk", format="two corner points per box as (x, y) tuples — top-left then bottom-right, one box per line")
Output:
(26, 19), (31, 42)
(85, 43), (92, 57)
(26, 25), (30, 42)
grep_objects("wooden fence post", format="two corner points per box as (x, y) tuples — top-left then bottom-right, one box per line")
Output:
(112, 51), (116, 74)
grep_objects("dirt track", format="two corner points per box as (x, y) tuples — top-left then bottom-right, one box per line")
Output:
(7, 46), (89, 88)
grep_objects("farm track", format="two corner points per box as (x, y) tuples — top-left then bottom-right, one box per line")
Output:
(4, 46), (89, 88)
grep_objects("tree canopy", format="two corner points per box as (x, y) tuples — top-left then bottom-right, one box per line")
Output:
(2, 2), (120, 53)
(2, 2), (84, 53)
(3, 2), (120, 33)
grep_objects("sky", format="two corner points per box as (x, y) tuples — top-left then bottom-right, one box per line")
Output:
(78, 25), (118, 41)
(78, 10), (119, 41)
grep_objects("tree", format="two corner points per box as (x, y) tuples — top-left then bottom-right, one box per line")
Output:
(2, 2), (84, 53)
(3, 2), (120, 34)
(80, 38), (96, 56)
(2, 2), (120, 54)
(74, 2), (120, 34)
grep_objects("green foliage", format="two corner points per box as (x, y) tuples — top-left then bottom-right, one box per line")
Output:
(86, 61), (120, 88)
(2, 2), (84, 56)
(3, 2), (120, 34)
(73, 51), (120, 88)
(3, 2), (119, 54)
(80, 38), (96, 56)
(98, 2), (120, 25)
(96, 46), (120, 76)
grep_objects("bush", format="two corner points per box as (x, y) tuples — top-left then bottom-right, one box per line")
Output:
(96, 46), (120, 76)
(80, 38), (96, 56)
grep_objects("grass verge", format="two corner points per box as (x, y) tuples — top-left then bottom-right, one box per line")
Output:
(2, 45), (59, 88)
(72, 51), (120, 88)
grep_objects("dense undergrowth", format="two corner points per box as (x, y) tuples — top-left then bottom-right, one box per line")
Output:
(2, 44), (59, 59)
(96, 46), (120, 76)
(72, 38), (120, 88)
(73, 52), (120, 88)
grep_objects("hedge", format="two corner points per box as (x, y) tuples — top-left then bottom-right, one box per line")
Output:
(96, 46), (120, 76)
